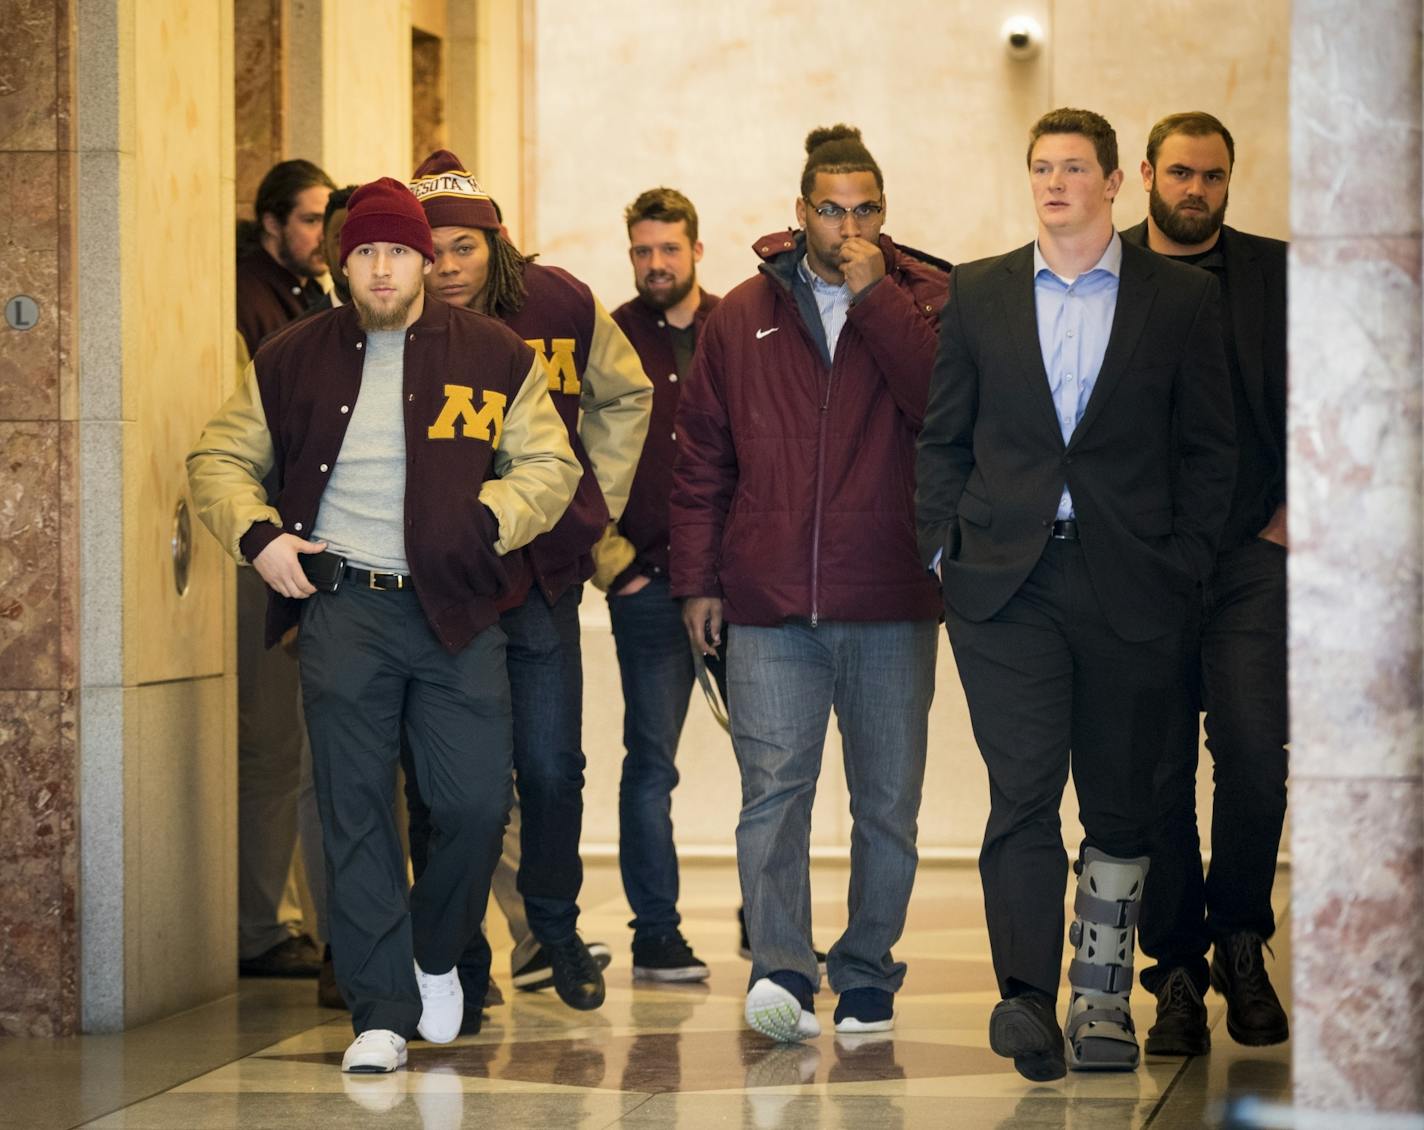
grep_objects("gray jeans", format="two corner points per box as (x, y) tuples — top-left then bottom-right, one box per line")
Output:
(729, 619), (937, 995)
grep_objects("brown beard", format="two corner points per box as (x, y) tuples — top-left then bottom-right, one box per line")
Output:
(353, 289), (419, 331)
(277, 227), (324, 281)
(1149, 181), (1228, 245)
(635, 269), (696, 311)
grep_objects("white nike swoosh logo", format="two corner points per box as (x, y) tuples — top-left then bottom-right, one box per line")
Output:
(755, 327), (779, 340)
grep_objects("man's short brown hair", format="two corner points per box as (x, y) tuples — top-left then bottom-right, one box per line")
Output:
(1026, 108), (1119, 175)
(625, 187), (699, 244)
(1145, 111), (1236, 171)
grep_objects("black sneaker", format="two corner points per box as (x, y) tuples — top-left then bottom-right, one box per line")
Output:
(988, 992), (1066, 1082)
(632, 932), (710, 983)
(833, 987), (894, 1033)
(545, 935), (606, 1011)
(737, 907), (828, 976)
(513, 940), (612, 992)
(1210, 932), (1290, 1046)
(239, 934), (321, 978)
(1145, 967), (1210, 1056)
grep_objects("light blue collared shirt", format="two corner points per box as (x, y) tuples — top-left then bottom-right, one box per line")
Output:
(798, 256), (852, 360)
(1033, 232), (1122, 519)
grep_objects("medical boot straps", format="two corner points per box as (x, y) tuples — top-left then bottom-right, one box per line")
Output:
(1065, 847), (1150, 1072)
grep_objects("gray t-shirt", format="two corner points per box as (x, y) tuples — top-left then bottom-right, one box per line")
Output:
(312, 329), (410, 573)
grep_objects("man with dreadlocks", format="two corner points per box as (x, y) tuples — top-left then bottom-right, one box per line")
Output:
(671, 125), (950, 1043)
(405, 150), (652, 1017)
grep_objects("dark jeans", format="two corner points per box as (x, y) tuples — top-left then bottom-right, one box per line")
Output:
(946, 539), (1181, 1001)
(408, 583), (587, 949)
(299, 584), (512, 1036)
(608, 577), (696, 942)
(1140, 538), (1289, 994)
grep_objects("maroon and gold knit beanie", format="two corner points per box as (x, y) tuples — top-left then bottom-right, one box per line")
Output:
(339, 177), (436, 265)
(409, 149), (501, 231)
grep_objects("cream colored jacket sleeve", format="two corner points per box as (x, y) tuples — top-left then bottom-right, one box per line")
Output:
(482, 355), (582, 555)
(186, 361), (281, 564)
(579, 298), (652, 522)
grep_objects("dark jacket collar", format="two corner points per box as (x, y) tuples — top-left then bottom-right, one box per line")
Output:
(624, 287), (719, 328)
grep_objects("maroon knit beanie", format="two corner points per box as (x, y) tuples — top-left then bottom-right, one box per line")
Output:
(339, 177), (436, 265)
(409, 149), (501, 231)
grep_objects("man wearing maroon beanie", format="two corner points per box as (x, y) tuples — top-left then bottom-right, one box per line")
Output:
(188, 177), (581, 1072)
(404, 150), (652, 1013)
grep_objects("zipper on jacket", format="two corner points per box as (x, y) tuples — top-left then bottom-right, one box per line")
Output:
(810, 368), (834, 628)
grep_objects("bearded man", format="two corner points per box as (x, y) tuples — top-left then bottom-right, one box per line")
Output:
(1123, 111), (1291, 1058)
(189, 177), (580, 1072)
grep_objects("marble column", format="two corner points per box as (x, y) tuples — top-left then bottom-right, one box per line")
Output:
(0, 0), (80, 1038)
(1289, 0), (1424, 1113)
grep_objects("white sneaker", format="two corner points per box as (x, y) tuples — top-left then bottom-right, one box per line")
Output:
(746, 977), (821, 1043)
(341, 1028), (408, 1073)
(414, 960), (464, 1044)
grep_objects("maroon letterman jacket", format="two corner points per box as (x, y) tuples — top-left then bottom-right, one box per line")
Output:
(188, 297), (581, 654)
(610, 290), (721, 589)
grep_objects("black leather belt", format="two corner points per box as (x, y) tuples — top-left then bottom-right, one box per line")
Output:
(1051, 519), (1080, 541)
(345, 565), (413, 591)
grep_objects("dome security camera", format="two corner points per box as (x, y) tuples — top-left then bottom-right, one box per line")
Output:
(1002, 16), (1044, 61)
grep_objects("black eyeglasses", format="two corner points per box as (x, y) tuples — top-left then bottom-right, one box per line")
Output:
(805, 198), (884, 222)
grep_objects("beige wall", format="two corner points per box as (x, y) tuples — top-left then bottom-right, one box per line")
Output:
(527, 0), (1291, 856)
(78, 0), (238, 1030)
(319, 0), (414, 185)
(531, 0), (1288, 311)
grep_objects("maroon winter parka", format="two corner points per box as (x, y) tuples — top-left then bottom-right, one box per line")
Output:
(669, 231), (948, 626)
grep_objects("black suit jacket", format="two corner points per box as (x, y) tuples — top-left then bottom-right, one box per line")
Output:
(915, 236), (1235, 642)
(1120, 221), (1287, 535)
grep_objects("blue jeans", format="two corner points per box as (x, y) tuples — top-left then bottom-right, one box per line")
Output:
(608, 577), (696, 942)
(502, 584), (586, 943)
(729, 619), (937, 995)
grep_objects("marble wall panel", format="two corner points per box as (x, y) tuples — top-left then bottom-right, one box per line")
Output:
(234, 0), (284, 219)
(0, 151), (60, 422)
(0, 689), (78, 1037)
(125, 0), (230, 686)
(0, 422), (62, 690)
(0, 0), (59, 151)
(411, 28), (444, 169)
(1291, 0), (1422, 240)
(1052, 0), (1290, 241)
(1291, 776), (1424, 1112)
(1288, 237), (1423, 781)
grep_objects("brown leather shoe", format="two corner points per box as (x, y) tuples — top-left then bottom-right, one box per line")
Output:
(317, 945), (346, 1009)
(239, 935), (321, 978)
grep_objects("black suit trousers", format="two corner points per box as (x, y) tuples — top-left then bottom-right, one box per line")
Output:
(946, 538), (1181, 1000)
(1139, 538), (1289, 993)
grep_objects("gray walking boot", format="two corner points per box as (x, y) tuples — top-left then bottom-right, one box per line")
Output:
(1065, 847), (1150, 1071)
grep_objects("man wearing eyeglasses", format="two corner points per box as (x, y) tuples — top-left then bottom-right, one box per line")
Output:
(671, 124), (950, 1043)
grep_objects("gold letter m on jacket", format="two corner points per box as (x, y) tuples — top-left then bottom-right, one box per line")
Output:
(427, 385), (507, 445)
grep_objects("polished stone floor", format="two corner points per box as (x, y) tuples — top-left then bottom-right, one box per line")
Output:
(4, 861), (1292, 1129)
